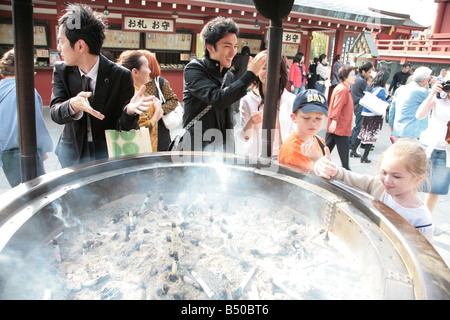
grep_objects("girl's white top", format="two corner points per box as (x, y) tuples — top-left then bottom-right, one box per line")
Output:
(237, 88), (295, 157)
(383, 193), (434, 242)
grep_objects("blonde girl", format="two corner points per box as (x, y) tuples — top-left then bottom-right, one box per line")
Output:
(314, 141), (434, 242)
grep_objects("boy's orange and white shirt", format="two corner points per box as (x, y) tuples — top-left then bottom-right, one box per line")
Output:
(279, 132), (325, 172)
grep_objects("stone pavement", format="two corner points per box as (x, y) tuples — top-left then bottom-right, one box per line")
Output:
(0, 107), (449, 268)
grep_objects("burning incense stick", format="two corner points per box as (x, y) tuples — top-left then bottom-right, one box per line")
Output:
(53, 239), (61, 263)
(221, 274), (233, 300)
(271, 277), (302, 300)
(233, 267), (257, 299)
(166, 235), (174, 256)
(189, 268), (215, 299)
(45, 232), (63, 246)
(172, 252), (179, 274)
(172, 222), (177, 239)
(140, 191), (152, 213)
(169, 252), (179, 282)
(176, 226), (184, 238)
(128, 210), (137, 228)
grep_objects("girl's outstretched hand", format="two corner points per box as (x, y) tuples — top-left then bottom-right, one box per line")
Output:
(313, 147), (338, 179)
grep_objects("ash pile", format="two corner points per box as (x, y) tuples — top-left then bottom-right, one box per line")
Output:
(0, 191), (373, 300)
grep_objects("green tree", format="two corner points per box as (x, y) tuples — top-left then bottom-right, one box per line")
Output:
(310, 32), (328, 61)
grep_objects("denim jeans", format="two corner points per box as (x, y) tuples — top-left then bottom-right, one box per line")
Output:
(1, 148), (45, 187)
(315, 82), (325, 94)
(293, 85), (306, 95)
(428, 149), (450, 195)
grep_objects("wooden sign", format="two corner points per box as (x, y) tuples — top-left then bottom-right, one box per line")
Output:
(124, 17), (174, 32)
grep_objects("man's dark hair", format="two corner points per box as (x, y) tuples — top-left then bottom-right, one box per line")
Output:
(201, 16), (239, 58)
(359, 62), (373, 73)
(403, 62), (411, 68)
(58, 3), (107, 55)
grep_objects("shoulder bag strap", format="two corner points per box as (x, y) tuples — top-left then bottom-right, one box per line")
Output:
(373, 86), (383, 97)
(184, 73), (228, 132)
(154, 76), (166, 104)
(315, 135), (326, 156)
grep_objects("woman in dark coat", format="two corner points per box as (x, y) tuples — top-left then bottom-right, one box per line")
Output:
(307, 57), (318, 89)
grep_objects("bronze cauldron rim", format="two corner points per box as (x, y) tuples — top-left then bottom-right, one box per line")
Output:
(0, 152), (449, 300)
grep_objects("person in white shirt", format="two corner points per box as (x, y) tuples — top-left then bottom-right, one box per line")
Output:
(238, 53), (295, 158)
(315, 54), (331, 94)
(416, 76), (450, 213)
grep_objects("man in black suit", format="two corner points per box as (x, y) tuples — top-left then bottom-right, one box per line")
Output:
(50, 3), (152, 168)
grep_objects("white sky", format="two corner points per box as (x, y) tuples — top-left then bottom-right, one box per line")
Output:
(294, 0), (438, 28)
(359, 0), (438, 27)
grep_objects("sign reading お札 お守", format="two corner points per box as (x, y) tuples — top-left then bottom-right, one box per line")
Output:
(124, 17), (174, 32)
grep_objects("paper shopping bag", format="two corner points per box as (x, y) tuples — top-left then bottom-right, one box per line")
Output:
(105, 127), (152, 158)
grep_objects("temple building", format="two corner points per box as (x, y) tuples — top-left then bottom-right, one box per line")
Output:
(0, 0), (448, 103)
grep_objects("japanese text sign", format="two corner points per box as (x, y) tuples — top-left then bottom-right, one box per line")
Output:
(282, 32), (302, 44)
(124, 17), (174, 32)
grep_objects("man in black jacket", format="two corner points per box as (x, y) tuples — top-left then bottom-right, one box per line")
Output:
(51, 4), (153, 168)
(182, 16), (266, 152)
(388, 62), (411, 95)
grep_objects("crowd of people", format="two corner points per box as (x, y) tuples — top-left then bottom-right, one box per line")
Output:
(1, 4), (449, 245)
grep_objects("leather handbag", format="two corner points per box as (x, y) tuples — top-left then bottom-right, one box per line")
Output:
(155, 76), (184, 130)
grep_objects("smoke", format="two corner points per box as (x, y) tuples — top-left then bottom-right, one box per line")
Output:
(52, 200), (84, 233)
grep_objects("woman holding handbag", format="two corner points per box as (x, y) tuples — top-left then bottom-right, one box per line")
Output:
(117, 50), (163, 152)
(139, 50), (181, 151)
(351, 67), (391, 163)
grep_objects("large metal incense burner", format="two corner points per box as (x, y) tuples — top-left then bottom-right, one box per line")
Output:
(0, 153), (448, 299)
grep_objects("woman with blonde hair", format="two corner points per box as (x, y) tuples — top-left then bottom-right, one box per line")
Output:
(116, 50), (163, 152)
(138, 50), (180, 151)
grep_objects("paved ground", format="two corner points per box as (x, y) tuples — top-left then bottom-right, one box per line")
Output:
(1, 106), (449, 268)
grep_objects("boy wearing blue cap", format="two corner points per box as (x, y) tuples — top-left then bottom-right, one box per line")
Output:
(279, 89), (328, 172)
